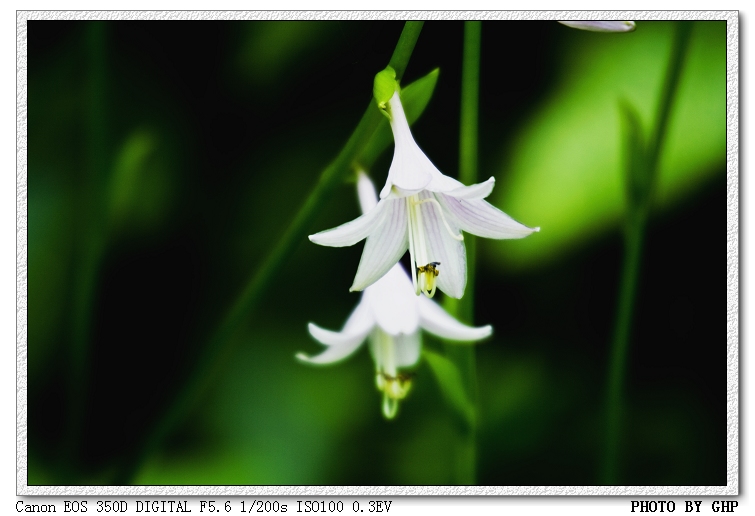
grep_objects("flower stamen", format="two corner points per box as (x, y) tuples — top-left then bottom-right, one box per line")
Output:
(407, 195), (429, 296)
(417, 262), (440, 297)
(378, 372), (414, 399)
(406, 197), (419, 295)
(406, 194), (463, 298)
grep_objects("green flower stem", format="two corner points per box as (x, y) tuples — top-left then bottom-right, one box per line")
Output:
(457, 20), (481, 323)
(389, 22), (424, 81)
(646, 22), (694, 185)
(602, 214), (644, 485)
(64, 21), (109, 478)
(602, 22), (692, 485)
(443, 20), (481, 486)
(114, 21), (424, 485)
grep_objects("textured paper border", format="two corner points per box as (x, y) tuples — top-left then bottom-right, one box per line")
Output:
(16, 10), (739, 496)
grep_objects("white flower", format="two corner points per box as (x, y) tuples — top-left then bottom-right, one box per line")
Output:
(309, 91), (538, 299)
(298, 173), (492, 419)
(558, 21), (636, 33)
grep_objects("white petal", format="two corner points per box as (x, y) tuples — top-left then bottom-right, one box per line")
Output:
(380, 143), (435, 198)
(364, 264), (420, 336)
(298, 324), (367, 364)
(443, 176), (496, 200)
(309, 198), (388, 247)
(380, 92), (434, 199)
(420, 192), (467, 299)
(393, 332), (422, 368)
(340, 295), (375, 335)
(298, 302), (373, 365)
(559, 21), (636, 33)
(307, 317), (370, 349)
(418, 296), (492, 341)
(437, 195), (539, 239)
(422, 165), (466, 193)
(357, 171), (378, 214)
(350, 199), (409, 292)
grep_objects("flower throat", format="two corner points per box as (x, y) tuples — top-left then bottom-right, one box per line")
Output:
(405, 193), (463, 298)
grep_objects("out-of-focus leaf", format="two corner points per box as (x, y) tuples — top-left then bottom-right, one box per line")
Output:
(237, 22), (336, 87)
(108, 129), (154, 222)
(619, 99), (648, 210)
(134, 327), (373, 485)
(491, 21), (725, 269)
(424, 348), (475, 426)
(27, 177), (74, 378)
(107, 128), (172, 233)
(358, 68), (440, 169)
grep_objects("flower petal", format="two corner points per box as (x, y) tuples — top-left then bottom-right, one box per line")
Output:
(357, 170), (378, 213)
(443, 176), (496, 200)
(365, 264), (419, 335)
(393, 332), (422, 368)
(558, 21), (636, 33)
(420, 192), (467, 299)
(350, 199), (409, 292)
(298, 325), (366, 364)
(418, 296), (492, 341)
(309, 198), (388, 247)
(422, 165), (465, 193)
(380, 143), (435, 199)
(437, 195), (539, 239)
(380, 92), (435, 199)
(298, 300), (373, 365)
(340, 294), (375, 336)
(296, 333), (364, 364)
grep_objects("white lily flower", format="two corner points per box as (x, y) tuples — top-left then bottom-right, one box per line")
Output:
(298, 173), (492, 419)
(309, 90), (539, 299)
(558, 21), (636, 33)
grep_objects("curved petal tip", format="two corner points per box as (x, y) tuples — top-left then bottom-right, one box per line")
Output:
(295, 352), (312, 362)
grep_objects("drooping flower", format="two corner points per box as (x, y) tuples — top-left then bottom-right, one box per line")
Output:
(558, 21), (636, 33)
(298, 172), (492, 419)
(310, 85), (538, 299)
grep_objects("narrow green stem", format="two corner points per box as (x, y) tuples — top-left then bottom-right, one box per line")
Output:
(646, 22), (693, 180)
(64, 21), (109, 478)
(114, 22), (424, 485)
(602, 215), (644, 484)
(457, 20), (481, 323)
(443, 20), (481, 486)
(389, 22), (424, 81)
(601, 22), (692, 485)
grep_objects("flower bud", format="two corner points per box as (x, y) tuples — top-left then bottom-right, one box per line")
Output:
(373, 66), (398, 117)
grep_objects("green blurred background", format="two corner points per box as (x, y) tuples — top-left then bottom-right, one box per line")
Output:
(27, 20), (725, 486)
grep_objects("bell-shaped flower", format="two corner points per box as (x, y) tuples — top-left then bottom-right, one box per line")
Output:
(558, 21), (636, 33)
(298, 173), (492, 419)
(309, 88), (538, 299)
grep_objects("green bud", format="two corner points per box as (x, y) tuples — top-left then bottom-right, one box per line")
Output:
(373, 66), (398, 117)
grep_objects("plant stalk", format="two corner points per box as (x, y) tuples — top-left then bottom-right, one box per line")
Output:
(601, 22), (692, 485)
(114, 21), (424, 485)
(444, 20), (481, 486)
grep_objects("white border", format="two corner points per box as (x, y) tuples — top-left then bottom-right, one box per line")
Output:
(16, 10), (739, 496)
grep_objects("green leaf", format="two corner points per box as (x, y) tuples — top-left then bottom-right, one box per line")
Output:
(358, 68), (440, 170)
(619, 99), (648, 210)
(108, 129), (155, 224)
(106, 128), (174, 233)
(424, 348), (475, 426)
(491, 21), (726, 270)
